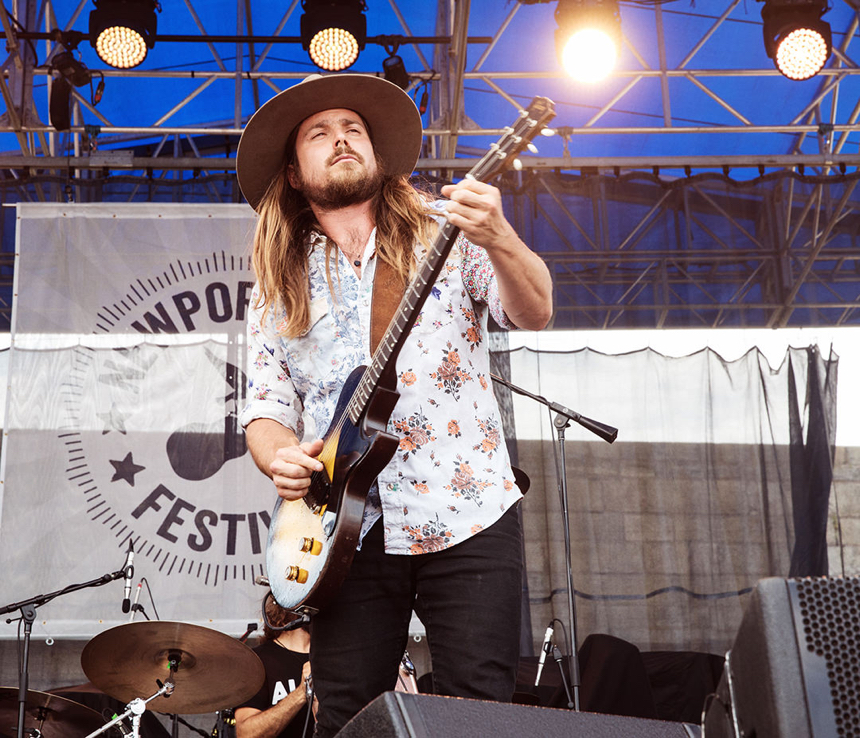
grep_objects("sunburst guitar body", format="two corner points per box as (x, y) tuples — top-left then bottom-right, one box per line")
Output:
(266, 366), (399, 613)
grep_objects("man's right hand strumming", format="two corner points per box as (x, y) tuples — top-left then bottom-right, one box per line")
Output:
(244, 419), (325, 500)
(270, 438), (325, 499)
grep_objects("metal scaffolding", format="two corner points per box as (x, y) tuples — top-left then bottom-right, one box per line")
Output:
(510, 169), (860, 329)
(2, 0), (860, 330)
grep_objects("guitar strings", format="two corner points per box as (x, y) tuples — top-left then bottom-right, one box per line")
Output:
(308, 107), (543, 492)
(336, 112), (537, 432)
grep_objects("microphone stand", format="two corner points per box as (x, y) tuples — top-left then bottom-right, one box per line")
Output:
(491, 373), (617, 711)
(84, 678), (175, 738)
(0, 564), (130, 738)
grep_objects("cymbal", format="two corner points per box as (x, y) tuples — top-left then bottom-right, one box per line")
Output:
(48, 682), (108, 696)
(0, 688), (106, 738)
(81, 621), (264, 714)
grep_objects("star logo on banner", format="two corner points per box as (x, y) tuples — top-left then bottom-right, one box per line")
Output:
(98, 403), (130, 435)
(109, 452), (146, 486)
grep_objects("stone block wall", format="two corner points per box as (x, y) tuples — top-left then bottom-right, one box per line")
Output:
(829, 446), (860, 576)
(520, 439), (857, 655)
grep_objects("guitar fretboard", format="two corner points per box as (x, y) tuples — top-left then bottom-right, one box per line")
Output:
(344, 97), (556, 426)
(346, 219), (459, 425)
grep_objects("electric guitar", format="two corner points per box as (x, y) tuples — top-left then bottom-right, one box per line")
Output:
(266, 96), (557, 615)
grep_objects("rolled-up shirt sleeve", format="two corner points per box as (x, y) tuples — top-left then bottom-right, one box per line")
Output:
(238, 285), (305, 438)
(458, 234), (515, 330)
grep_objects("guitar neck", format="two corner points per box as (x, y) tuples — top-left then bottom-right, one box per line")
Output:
(344, 96), (557, 426)
(346, 219), (459, 425)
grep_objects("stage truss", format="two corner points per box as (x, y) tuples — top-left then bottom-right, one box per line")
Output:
(2, 0), (860, 330)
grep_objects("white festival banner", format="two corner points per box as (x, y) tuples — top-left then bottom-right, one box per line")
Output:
(0, 203), (277, 639)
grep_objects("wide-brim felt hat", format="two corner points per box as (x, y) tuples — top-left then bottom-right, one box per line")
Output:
(237, 73), (424, 211)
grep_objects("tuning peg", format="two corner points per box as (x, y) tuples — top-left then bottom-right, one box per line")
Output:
(527, 143), (538, 154)
(540, 128), (556, 136)
(513, 158), (523, 171)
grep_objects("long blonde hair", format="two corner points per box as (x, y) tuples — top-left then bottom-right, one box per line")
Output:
(252, 166), (437, 338)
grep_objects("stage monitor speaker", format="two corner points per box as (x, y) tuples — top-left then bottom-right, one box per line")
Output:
(702, 576), (860, 738)
(335, 692), (697, 737)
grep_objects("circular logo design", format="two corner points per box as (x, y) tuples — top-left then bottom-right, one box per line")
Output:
(62, 250), (274, 587)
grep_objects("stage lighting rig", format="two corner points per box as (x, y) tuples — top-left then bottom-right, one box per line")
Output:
(52, 51), (92, 88)
(89, 0), (159, 69)
(300, 0), (367, 71)
(49, 51), (94, 131)
(555, 0), (621, 83)
(761, 0), (831, 80)
(382, 49), (409, 89)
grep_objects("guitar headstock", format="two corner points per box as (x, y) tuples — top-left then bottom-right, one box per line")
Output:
(469, 96), (557, 183)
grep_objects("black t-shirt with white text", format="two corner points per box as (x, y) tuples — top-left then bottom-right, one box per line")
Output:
(237, 639), (313, 738)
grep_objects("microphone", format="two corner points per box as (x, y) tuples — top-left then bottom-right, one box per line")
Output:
(534, 621), (554, 687)
(128, 582), (142, 622)
(254, 575), (270, 587)
(121, 542), (135, 613)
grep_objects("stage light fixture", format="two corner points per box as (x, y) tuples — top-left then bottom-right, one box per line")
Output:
(555, 0), (621, 83)
(300, 0), (367, 71)
(53, 51), (93, 88)
(89, 0), (159, 69)
(49, 51), (93, 131)
(761, 0), (831, 80)
(383, 53), (409, 90)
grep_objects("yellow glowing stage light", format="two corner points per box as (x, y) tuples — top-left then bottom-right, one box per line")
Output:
(301, 0), (367, 72)
(762, 0), (831, 81)
(95, 25), (148, 68)
(308, 27), (360, 71)
(555, 0), (621, 84)
(559, 27), (618, 83)
(89, 0), (158, 69)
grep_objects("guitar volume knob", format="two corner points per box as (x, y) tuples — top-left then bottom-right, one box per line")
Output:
(300, 537), (323, 555)
(285, 566), (309, 584)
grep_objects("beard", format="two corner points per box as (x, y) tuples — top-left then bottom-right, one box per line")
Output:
(293, 146), (383, 210)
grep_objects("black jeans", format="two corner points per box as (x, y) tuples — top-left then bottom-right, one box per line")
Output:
(309, 504), (524, 738)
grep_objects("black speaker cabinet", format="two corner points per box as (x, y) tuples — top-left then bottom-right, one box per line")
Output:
(703, 576), (860, 738)
(335, 692), (696, 737)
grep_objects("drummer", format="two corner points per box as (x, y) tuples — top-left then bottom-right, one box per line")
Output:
(234, 595), (314, 738)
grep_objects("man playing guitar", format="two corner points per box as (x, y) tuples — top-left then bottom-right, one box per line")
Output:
(237, 73), (553, 737)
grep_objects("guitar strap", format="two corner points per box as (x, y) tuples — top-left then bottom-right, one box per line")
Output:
(370, 256), (406, 355)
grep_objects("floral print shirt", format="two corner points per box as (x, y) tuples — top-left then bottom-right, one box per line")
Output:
(240, 223), (524, 555)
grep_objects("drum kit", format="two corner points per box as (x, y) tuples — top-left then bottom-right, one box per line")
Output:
(1, 621), (265, 738)
(0, 690), (106, 738)
(1, 539), (430, 738)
